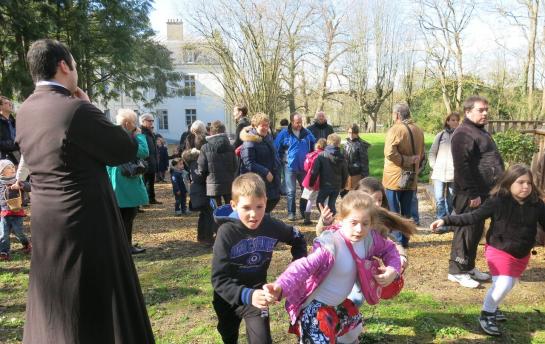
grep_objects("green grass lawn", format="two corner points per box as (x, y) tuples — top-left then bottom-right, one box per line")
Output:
(351, 132), (435, 182)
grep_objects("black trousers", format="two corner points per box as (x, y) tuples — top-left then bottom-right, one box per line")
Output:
(197, 204), (215, 242)
(143, 172), (156, 202)
(119, 207), (138, 246)
(266, 198), (279, 214)
(448, 193), (486, 274)
(212, 292), (272, 344)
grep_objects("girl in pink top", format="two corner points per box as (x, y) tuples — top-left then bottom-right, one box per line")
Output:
(264, 191), (414, 343)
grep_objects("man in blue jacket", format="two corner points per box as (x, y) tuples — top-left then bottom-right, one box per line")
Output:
(274, 112), (316, 221)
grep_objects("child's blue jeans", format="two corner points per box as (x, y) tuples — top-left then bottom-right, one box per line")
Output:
(0, 216), (28, 253)
(175, 192), (187, 212)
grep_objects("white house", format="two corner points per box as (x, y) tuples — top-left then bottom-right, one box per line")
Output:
(99, 20), (228, 144)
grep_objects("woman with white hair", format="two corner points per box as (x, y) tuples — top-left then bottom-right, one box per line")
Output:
(183, 120), (207, 151)
(107, 109), (149, 254)
(140, 113), (161, 204)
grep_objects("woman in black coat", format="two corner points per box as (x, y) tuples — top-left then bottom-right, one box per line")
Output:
(239, 113), (282, 212)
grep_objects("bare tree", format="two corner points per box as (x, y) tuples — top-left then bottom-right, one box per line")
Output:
(186, 0), (286, 124)
(495, 0), (540, 118)
(418, 0), (475, 112)
(344, 1), (401, 132)
(279, 0), (317, 115)
(312, 4), (349, 113)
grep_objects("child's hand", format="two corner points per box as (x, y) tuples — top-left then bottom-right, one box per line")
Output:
(9, 182), (22, 190)
(266, 172), (274, 182)
(251, 290), (270, 309)
(262, 283), (282, 303)
(318, 203), (334, 226)
(430, 219), (444, 231)
(374, 266), (398, 286)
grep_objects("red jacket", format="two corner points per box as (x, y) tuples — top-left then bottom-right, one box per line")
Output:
(302, 149), (323, 190)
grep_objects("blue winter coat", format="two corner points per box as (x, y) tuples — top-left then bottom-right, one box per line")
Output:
(274, 124), (316, 173)
(240, 127), (282, 200)
(170, 167), (187, 195)
(157, 145), (169, 173)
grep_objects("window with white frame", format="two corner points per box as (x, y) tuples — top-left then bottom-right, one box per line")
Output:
(157, 109), (168, 130)
(183, 75), (196, 96)
(185, 109), (197, 127)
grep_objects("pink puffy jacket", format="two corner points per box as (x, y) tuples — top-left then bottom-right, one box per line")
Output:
(275, 226), (401, 324)
(301, 149), (323, 190)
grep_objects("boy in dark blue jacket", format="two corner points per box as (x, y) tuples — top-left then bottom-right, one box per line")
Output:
(211, 173), (307, 343)
(170, 159), (189, 216)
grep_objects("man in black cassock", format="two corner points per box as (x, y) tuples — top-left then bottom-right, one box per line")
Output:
(16, 39), (155, 343)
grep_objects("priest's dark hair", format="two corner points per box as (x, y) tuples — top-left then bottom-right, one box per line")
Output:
(27, 39), (74, 83)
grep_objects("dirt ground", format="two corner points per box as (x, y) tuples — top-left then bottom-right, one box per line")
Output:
(136, 182), (545, 308)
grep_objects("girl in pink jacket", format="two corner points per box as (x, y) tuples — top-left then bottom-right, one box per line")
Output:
(264, 191), (412, 344)
(301, 138), (326, 224)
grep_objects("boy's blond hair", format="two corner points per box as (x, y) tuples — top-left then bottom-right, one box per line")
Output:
(327, 133), (341, 146)
(315, 138), (327, 150)
(231, 173), (267, 202)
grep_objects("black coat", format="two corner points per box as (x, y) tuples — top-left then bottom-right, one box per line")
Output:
(197, 133), (237, 196)
(234, 116), (251, 148)
(451, 118), (504, 198)
(310, 145), (348, 190)
(141, 126), (158, 173)
(444, 196), (545, 258)
(16, 85), (154, 343)
(239, 127), (282, 200)
(307, 121), (334, 140)
(344, 137), (370, 177)
(0, 114), (19, 164)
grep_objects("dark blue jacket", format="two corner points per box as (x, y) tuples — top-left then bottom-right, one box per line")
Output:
(274, 124), (316, 173)
(240, 127), (282, 200)
(170, 167), (187, 195)
(157, 145), (169, 172)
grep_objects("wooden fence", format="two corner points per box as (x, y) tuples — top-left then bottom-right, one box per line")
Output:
(486, 120), (545, 134)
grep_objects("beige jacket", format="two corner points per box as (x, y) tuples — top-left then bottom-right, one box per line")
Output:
(382, 120), (425, 190)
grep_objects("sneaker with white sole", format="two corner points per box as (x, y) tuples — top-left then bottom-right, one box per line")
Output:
(469, 268), (490, 281)
(479, 314), (501, 336)
(448, 273), (480, 288)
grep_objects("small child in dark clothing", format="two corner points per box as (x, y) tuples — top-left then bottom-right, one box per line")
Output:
(157, 137), (169, 182)
(0, 160), (31, 260)
(211, 173), (307, 344)
(170, 159), (189, 216)
(310, 133), (348, 215)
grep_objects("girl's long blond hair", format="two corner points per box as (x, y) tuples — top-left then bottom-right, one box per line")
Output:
(339, 190), (416, 238)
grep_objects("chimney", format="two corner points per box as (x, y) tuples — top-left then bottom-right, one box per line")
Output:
(166, 19), (183, 41)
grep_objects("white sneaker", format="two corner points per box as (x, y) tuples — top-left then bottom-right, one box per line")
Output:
(469, 268), (491, 281)
(448, 273), (480, 288)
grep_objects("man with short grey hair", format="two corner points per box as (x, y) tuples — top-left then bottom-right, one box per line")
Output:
(140, 113), (161, 204)
(307, 111), (334, 140)
(382, 103), (424, 247)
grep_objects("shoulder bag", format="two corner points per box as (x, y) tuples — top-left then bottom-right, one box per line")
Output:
(398, 123), (417, 189)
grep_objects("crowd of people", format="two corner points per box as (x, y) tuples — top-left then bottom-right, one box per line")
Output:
(1, 38), (544, 343)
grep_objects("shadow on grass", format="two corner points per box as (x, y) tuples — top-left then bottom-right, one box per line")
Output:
(0, 304), (26, 343)
(407, 239), (453, 249)
(145, 285), (202, 306)
(133, 239), (213, 262)
(361, 308), (543, 343)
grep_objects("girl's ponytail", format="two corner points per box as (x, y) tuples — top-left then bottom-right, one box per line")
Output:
(375, 207), (417, 238)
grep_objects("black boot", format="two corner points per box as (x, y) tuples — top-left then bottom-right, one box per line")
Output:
(303, 212), (312, 225)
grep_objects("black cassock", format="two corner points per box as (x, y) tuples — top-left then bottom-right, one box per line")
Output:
(16, 85), (155, 343)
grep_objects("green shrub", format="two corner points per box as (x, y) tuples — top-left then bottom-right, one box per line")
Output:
(493, 130), (538, 166)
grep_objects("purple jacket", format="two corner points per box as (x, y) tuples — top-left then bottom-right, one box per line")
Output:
(275, 227), (401, 324)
